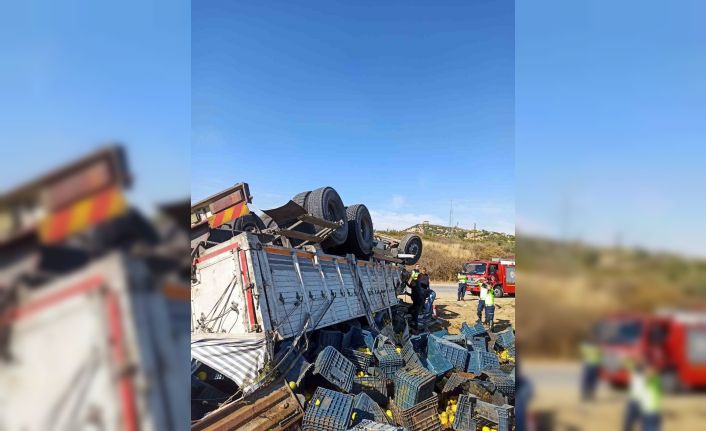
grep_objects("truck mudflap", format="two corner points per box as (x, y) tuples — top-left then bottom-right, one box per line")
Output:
(191, 335), (268, 394)
(191, 232), (404, 341)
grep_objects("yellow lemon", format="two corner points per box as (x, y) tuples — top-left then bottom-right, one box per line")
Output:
(351, 412), (357, 421)
(482, 427), (490, 431)
(449, 414), (454, 423)
(304, 392), (312, 401)
(315, 399), (321, 406)
(440, 416), (448, 426)
(196, 371), (207, 380)
(452, 405), (457, 413)
(288, 381), (297, 390)
(386, 409), (393, 418)
(395, 347), (402, 354)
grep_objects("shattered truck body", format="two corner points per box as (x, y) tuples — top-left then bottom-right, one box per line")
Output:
(190, 231), (404, 392)
(0, 254), (188, 431)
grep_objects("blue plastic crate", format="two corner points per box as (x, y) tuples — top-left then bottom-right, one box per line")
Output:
(466, 351), (500, 374)
(347, 419), (406, 431)
(494, 329), (515, 350)
(315, 346), (356, 393)
(352, 392), (388, 425)
(303, 387), (355, 431)
(402, 334), (428, 363)
(373, 345), (403, 380)
(393, 365), (436, 410)
(319, 329), (344, 352)
(473, 401), (513, 431)
(452, 394), (476, 431)
(343, 327), (377, 371)
(430, 328), (449, 337)
(422, 349), (454, 377)
(428, 336), (469, 371)
(469, 336), (488, 352)
(353, 368), (388, 406)
(389, 392), (441, 431)
(460, 322), (487, 338)
(442, 334), (467, 347)
(482, 369), (515, 397)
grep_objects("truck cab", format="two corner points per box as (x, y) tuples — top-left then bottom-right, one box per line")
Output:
(463, 259), (516, 297)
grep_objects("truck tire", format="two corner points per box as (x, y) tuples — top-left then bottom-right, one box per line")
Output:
(493, 285), (504, 298)
(399, 234), (422, 264)
(305, 186), (348, 249)
(260, 213), (277, 229)
(661, 370), (683, 393)
(233, 213), (266, 233)
(292, 191), (310, 208)
(331, 204), (374, 258)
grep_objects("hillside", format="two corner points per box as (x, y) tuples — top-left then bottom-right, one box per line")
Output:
(376, 224), (515, 282)
(518, 235), (706, 357)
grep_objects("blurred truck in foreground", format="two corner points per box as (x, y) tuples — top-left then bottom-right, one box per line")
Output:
(0, 146), (190, 430)
(597, 309), (706, 392)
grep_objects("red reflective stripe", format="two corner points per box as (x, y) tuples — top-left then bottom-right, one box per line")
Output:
(47, 206), (73, 243)
(240, 250), (256, 331)
(89, 187), (113, 223)
(193, 242), (240, 264)
(0, 275), (104, 326)
(104, 291), (138, 431)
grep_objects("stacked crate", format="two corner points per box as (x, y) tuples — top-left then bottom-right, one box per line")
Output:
(392, 365), (436, 409)
(373, 345), (403, 380)
(315, 346), (356, 392)
(303, 387), (355, 431)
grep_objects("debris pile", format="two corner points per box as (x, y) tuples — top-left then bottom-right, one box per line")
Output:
(278, 317), (516, 431)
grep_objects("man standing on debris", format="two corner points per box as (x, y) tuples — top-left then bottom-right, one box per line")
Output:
(419, 267), (435, 314)
(476, 279), (488, 321)
(579, 335), (601, 401)
(407, 264), (423, 331)
(457, 271), (468, 301)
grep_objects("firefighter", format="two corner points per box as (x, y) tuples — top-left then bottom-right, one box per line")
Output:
(640, 365), (662, 431)
(407, 264), (423, 331)
(476, 279), (488, 321)
(579, 336), (601, 401)
(457, 272), (468, 301)
(623, 357), (645, 431)
(484, 283), (495, 331)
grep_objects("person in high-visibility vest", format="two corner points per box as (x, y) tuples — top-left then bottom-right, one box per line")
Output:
(623, 357), (645, 431)
(457, 272), (468, 301)
(640, 365), (662, 431)
(579, 337), (602, 401)
(484, 284), (495, 331)
(407, 264), (420, 289)
(476, 279), (488, 321)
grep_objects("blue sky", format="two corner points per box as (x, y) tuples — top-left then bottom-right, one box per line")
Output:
(0, 0), (190, 212)
(192, 0), (515, 233)
(516, 0), (706, 257)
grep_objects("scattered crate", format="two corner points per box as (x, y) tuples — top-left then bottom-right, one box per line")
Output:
(389, 392), (441, 431)
(374, 345), (404, 380)
(347, 419), (406, 431)
(452, 394), (476, 431)
(482, 369), (515, 398)
(303, 387), (355, 431)
(473, 401), (513, 431)
(431, 329), (449, 337)
(319, 329), (344, 352)
(393, 365), (436, 410)
(343, 327), (376, 371)
(494, 329), (515, 350)
(353, 368), (388, 406)
(352, 392), (389, 425)
(402, 334), (427, 364)
(469, 337), (488, 352)
(460, 322), (487, 338)
(315, 346), (356, 393)
(422, 349), (454, 377)
(429, 336), (469, 371)
(442, 334), (467, 347)
(466, 351), (500, 374)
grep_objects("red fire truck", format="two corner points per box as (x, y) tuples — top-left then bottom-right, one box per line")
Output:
(596, 310), (706, 392)
(463, 259), (516, 298)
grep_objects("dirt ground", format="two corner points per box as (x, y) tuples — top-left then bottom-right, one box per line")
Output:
(526, 361), (706, 430)
(432, 289), (516, 334)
